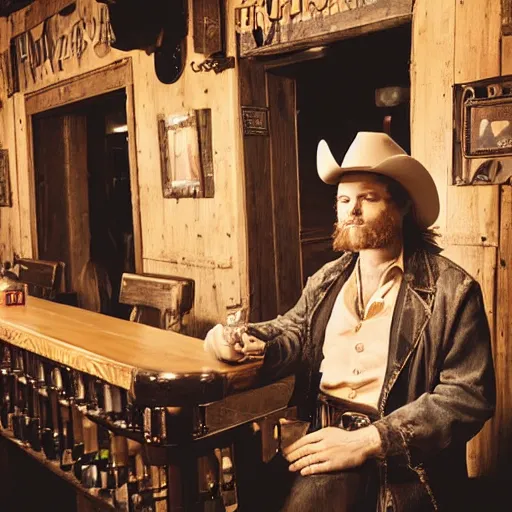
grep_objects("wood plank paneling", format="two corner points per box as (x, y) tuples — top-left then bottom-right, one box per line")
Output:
(411, 0), (455, 234)
(0, 0), (248, 335)
(441, 243), (497, 477)
(492, 185), (512, 477)
(446, 185), (500, 247)
(450, 0), (501, 478)
(0, 57), (21, 262)
(125, 84), (143, 274)
(267, 73), (302, 314)
(454, 0), (501, 83)
(13, 93), (33, 257)
(503, 35), (512, 75)
(238, 57), (277, 322)
(63, 115), (90, 292)
(412, 0), (502, 478)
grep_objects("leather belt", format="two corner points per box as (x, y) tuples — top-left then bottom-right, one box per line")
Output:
(316, 392), (379, 431)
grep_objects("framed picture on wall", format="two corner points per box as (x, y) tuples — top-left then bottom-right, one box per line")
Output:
(453, 75), (512, 185)
(463, 96), (512, 158)
(158, 109), (214, 198)
(0, 149), (12, 207)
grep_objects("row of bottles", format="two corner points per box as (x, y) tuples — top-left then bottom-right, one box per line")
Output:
(0, 342), (239, 511)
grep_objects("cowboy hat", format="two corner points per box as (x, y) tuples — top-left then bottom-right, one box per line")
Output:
(317, 132), (440, 229)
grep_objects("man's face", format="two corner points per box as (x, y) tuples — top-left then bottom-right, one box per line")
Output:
(333, 173), (404, 252)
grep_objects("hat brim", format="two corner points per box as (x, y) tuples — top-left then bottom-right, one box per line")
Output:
(317, 139), (440, 229)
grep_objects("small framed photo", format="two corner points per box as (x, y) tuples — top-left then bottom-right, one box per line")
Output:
(0, 149), (12, 207)
(463, 96), (512, 158)
(158, 109), (214, 198)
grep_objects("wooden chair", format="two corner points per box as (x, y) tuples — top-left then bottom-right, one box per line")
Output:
(119, 273), (194, 332)
(13, 257), (65, 301)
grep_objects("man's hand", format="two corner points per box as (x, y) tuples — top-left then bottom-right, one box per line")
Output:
(204, 324), (266, 362)
(282, 425), (382, 476)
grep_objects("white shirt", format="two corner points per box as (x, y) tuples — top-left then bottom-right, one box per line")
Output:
(319, 254), (404, 410)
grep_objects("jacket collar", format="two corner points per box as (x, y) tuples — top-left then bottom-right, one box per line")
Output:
(327, 248), (437, 295)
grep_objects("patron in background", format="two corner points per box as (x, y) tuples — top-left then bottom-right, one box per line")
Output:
(205, 132), (495, 511)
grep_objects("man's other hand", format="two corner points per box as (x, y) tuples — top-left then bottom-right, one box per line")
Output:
(282, 425), (382, 476)
(204, 324), (245, 362)
(204, 324), (266, 362)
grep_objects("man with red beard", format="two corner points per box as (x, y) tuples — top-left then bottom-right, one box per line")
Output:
(205, 132), (495, 512)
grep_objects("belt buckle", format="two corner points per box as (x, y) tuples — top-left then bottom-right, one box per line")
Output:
(341, 411), (371, 431)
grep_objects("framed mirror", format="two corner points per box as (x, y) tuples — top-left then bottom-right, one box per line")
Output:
(158, 109), (214, 198)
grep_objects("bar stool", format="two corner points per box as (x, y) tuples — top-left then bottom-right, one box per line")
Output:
(118, 272), (194, 332)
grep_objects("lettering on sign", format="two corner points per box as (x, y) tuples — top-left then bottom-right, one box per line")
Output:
(241, 107), (269, 136)
(11, 2), (115, 91)
(235, 0), (403, 55)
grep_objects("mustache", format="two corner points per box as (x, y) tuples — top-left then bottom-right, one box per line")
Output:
(340, 218), (364, 227)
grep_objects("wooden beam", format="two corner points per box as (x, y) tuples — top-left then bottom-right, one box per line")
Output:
(9, 0), (75, 38)
(238, 57), (277, 322)
(493, 185), (512, 475)
(25, 59), (132, 116)
(267, 73), (302, 314)
(410, 0), (455, 235)
(237, 0), (412, 57)
(126, 83), (143, 275)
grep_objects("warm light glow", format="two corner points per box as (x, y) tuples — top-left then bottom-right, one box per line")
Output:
(112, 124), (128, 133)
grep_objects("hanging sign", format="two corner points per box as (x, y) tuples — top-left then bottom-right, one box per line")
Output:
(235, 0), (412, 57)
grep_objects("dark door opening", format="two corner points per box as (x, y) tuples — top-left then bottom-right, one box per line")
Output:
(33, 89), (135, 319)
(291, 25), (412, 280)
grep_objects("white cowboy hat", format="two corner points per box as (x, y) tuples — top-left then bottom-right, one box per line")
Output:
(317, 132), (440, 229)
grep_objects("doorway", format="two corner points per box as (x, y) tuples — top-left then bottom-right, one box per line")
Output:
(294, 24), (412, 280)
(240, 24), (411, 321)
(32, 89), (135, 319)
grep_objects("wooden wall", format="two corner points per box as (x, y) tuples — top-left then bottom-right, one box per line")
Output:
(0, 0), (248, 337)
(411, 0), (508, 477)
(0, 0), (509, 480)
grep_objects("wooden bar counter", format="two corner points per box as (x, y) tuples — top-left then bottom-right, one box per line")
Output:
(0, 296), (262, 404)
(0, 298), (294, 512)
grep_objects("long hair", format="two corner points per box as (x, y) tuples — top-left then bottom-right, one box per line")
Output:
(376, 174), (442, 253)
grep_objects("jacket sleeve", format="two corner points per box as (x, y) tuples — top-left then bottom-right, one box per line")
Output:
(373, 279), (496, 468)
(246, 276), (313, 380)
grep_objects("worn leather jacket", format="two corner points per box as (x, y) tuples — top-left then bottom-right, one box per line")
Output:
(248, 247), (496, 511)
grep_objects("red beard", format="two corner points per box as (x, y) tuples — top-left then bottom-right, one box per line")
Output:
(332, 213), (400, 252)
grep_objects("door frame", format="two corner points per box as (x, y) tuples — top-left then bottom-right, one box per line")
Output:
(239, 55), (315, 322)
(239, 17), (413, 322)
(24, 58), (143, 273)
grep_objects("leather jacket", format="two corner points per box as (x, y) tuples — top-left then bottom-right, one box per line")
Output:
(248, 247), (496, 511)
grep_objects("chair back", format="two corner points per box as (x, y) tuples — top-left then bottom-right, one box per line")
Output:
(14, 257), (64, 300)
(119, 273), (194, 332)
